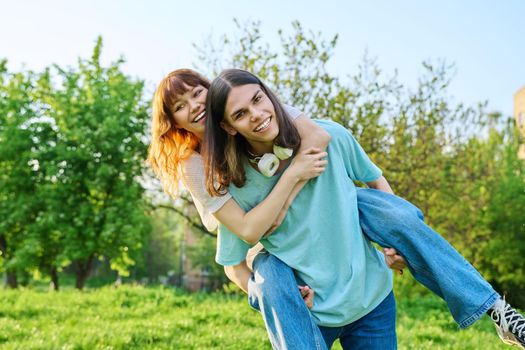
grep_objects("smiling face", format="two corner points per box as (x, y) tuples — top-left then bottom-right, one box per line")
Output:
(221, 84), (279, 154)
(171, 84), (208, 140)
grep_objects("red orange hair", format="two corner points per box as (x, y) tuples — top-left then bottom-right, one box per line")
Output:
(148, 69), (210, 197)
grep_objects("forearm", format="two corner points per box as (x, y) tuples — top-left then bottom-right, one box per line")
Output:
(214, 171), (301, 244)
(241, 172), (304, 241)
(224, 261), (252, 293)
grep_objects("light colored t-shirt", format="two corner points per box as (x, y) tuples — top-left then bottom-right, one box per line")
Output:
(215, 119), (393, 327)
(179, 104), (303, 232)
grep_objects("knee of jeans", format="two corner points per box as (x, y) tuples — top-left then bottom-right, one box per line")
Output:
(393, 201), (425, 226)
(252, 256), (295, 300)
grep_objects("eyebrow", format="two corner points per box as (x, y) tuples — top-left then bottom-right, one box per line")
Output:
(173, 86), (199, 107)
(230, 89), (261, 118)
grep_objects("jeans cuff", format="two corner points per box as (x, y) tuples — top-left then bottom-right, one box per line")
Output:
(458, 292), (500, 329)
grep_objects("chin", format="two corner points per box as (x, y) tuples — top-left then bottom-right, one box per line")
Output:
(268, 130), (279, 142)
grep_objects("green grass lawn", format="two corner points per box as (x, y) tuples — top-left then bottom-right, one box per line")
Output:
(0, 284), (513, 350)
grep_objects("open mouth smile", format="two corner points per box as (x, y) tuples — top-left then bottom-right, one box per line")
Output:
(254, 117), (271, 132)
(192, 110), (206, 123)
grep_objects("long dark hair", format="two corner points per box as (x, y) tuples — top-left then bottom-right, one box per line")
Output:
(203, 69), (301, 196)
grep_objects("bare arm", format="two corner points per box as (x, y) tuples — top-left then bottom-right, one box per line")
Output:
(213, 147), (327, 244)
(224, 260), (252, 293)
(295, 114), (331, 151)
(366, 176), (394, 194)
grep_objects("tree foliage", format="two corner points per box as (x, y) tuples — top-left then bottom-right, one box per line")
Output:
(0, 38), (151, 289)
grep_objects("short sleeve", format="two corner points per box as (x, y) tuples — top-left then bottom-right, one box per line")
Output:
(321, 120), (382, 183)
(341, 130), (382, 182)
(215, 224), (252, 266)
(180, 153), (232, 231)
(283, 104), (304, 120)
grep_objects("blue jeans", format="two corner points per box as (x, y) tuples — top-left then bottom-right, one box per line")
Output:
(319, 291), (397, 350)
(249, 253), (328, 350)
(248, 189), (499, 348)
(356, 188), (499, 328)
(249, 253), (396, 349)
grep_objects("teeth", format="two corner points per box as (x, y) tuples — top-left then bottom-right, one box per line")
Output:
(254, 118), (271, 132)
(193, 110), (206, 123)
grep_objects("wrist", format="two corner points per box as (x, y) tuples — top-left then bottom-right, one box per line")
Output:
(282, 167), (301, 184)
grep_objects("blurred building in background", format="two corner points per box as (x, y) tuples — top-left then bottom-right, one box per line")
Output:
(514, 86), (525, 159)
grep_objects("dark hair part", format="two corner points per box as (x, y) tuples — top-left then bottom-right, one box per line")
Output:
(203, 69), (301, 196)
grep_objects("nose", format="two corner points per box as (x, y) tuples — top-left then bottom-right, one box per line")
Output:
(249, 106), (263, 121)
(189, 99), (200, 115)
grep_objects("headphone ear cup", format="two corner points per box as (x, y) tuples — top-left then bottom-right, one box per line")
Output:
(273, 145), (293, 160)
(258, 153), (280, 177)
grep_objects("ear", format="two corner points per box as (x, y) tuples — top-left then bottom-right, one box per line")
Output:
(220, 121), (238, 136)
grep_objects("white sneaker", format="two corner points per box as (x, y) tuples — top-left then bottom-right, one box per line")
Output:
(489, 298), (525, 349)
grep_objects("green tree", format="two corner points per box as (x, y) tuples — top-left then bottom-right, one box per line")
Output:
(480, 120), (525, 306)
(186, 230), (229, 291)
(35, 37), (151, 289)
(132, 207), (181, 283)
(0, 63), (50, 288)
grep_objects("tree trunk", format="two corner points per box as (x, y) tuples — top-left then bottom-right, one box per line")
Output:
(0, 235), (6, 256)
(5, 271), (18, 289)
(50, 266), (59, 291)
(75, 255), (94, 290)
(0, 236), (17, 289)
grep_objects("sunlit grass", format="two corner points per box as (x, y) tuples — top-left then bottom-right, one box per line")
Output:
(0, 283), (513, 350)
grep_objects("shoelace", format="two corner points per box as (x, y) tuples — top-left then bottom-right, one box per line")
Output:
(491, 302), (525, 341)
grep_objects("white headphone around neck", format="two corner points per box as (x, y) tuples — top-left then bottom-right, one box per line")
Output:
(248, 145), (293, 177)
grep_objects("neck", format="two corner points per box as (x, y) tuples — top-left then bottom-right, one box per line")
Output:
(247, 141), (273, 156)
(194, 131), (204, 142)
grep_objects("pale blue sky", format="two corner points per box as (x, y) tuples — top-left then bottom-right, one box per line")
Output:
(1, 0), (523, 116)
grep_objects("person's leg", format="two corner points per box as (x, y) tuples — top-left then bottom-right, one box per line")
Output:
(338, 291), (397, 350)
(357, 188), (525, 348)
(357, 187), (498, 327)
(249, 252), (328, 350)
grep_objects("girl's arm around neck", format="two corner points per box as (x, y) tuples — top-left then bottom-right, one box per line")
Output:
(294, 114), (331, 151)
(213, 147), (326, 244)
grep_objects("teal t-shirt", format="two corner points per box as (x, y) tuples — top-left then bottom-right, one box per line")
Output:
(216, 119), (393, 327)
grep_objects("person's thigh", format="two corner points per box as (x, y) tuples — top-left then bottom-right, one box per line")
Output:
(339, 291), (397, 350)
